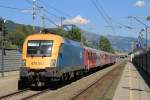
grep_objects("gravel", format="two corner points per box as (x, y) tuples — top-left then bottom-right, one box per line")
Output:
(31, 62), (123, 100)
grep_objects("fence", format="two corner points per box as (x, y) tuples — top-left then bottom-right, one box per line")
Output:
(0, 49), (22, 72)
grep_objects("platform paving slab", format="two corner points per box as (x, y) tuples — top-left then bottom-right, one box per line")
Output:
(113, 62), (150, 100)
(0, 71), (19, 96)
(0, 71), (19, 77)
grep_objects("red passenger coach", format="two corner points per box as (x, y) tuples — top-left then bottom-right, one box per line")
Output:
(84, 48), (89, 70)
(100, 52), (106, 65)
(105, 54), (109, 64)
(84, 48), (96, 70)
(84, 47), (116, 71)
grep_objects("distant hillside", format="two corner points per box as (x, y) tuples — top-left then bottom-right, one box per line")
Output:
(5, 20), (40, 32)
(105, 35), (136, 52)
(82, 31), (139, 52)
(4, 20), (139, 52)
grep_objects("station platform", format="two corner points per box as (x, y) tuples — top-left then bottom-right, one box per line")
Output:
(113, 62), (150, 100)
(0, 71), (19, 77)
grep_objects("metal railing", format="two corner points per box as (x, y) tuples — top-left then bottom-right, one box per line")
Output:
(0, 49), (22, 77)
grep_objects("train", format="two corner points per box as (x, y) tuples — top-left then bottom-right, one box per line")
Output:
(18, 32), (116, 90)
(131, 48), (150, 74)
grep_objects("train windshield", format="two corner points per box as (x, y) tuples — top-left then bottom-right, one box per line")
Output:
(27, 40), (53, 57)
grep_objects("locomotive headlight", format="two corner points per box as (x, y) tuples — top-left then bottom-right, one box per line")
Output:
(50, 59), (56, 67)
(22, 59), (26, 66)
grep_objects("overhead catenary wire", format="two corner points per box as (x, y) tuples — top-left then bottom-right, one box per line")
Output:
(107, 19), (135, 30)
(31, 6), (59, 27)
(95, 0), (111, 21)
(38, 0), (71, 18)
(45, 17), (59, 27)
(90, 0), (116, 34)
(0, 5), (31, 11)
(25, 0), (60, 19)
(24, 0), (59, 27)
(90, 0), (110, 25)
(95, 0), (116, 30)
(0, 3), (59, 27)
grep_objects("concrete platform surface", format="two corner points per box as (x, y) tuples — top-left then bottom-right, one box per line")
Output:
(113, 62), (150, 100)
(0, 71), (18, 96)
(0, 71), (19, 77)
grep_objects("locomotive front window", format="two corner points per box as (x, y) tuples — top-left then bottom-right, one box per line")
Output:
(27, 40), (53, 57)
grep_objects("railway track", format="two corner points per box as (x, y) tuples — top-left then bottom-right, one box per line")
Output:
(22, 89), (50, 100)
(0, 89), (29, 99)
(0, 88), (50, 100)
(71, 62), (126, 100)
(0, 62), (125, 100)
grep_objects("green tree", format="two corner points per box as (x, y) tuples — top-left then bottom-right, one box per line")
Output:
(7, 31), (25, 48)
(67, 27), (81, 42)
(0, 18), (8, 37)
(0, 18), (9, 49)
(15, 25), (30, 35)
(54, 27), (68, 37)
(6, 25), (28, 48)
(98, 36), (114, 53)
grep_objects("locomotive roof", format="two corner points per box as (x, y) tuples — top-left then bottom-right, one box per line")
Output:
(25, 33), (115, 56)
(84, 46), (115, 56)
(26, 33), (82, 48)
(25, 33), (64, 42)
(63, 38), (82, 47)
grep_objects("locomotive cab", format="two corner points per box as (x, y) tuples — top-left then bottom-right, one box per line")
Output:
(18, 33), (64, 89)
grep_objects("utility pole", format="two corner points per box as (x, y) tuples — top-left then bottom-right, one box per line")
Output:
(131, 41), (134, 52)
(0, 18), (5, 77)
(145, 27), (148, 51)
(128, 16), (149, 72)
(128, 16), (149, 49)
(32, 0), (36, 33)
(145, 27), (148, 72)
(60, 17), (65, 29)
(39, 6), (45, 32)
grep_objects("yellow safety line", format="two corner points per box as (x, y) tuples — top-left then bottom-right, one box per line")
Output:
(129, 63), (133, 100)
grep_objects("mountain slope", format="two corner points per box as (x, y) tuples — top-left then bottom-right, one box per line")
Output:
(82, 31), (138, 52)
(4, 20), (138, 52)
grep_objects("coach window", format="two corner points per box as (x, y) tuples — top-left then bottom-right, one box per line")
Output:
(94, 53), (96, 59)
(88, 52), (91, 60)
(91, 52), (93, 60)
(92, 53), (94, 60)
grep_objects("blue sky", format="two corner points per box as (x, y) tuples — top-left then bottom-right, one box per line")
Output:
(0, 0), (150, 38)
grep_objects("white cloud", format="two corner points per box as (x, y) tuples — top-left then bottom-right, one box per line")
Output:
(135, 0), (146, 7)
(63, 15), (89, 25)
